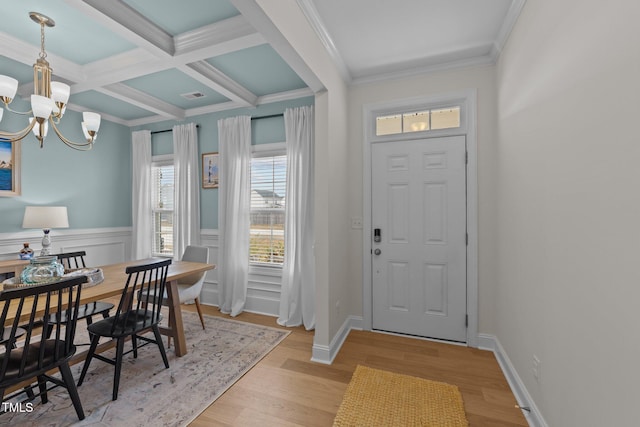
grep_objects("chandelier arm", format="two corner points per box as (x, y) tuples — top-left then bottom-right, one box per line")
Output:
(49, 118), (93, 151)
(0, 119), (37, 142)
(3, 104), (33, 116)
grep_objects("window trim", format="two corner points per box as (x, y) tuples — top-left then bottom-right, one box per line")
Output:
(249, 142), (286, 271)
(151, 154), (174, 257)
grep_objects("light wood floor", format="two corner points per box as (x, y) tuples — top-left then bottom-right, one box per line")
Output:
(185, 304), (528, 427)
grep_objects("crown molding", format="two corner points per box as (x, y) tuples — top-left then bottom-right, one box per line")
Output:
(492, 0), (527, 59)
(295, 0), (352, 84)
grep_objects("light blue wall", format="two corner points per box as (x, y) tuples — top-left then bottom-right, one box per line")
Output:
(0, 96), (312, 234)
(0, 98), (132, 233)
(135, 96), (314, 229)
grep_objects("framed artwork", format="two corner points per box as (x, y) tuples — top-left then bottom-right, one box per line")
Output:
(0, 139), (20, 197)
(202, 152), (219, 189)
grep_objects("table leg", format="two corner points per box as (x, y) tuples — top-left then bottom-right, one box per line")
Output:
(160, 279), (187, 357)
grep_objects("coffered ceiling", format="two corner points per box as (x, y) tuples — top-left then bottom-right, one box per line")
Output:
(0, 0), (524, 127)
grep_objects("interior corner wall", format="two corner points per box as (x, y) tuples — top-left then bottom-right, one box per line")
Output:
(347, 65), (498, 335)
(495, 1), (640, 425)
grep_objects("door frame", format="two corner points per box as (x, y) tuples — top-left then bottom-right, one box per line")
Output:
(362, 89), (478, 347)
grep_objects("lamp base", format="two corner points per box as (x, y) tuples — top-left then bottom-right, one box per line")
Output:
(40, 229), (51, 256)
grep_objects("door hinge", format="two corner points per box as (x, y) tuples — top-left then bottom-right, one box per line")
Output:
(465, 232), (468, 245)
(465, 314), (468, 327)
(465, 151), (468, 165)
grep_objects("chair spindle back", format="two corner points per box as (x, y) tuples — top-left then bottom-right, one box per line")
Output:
(0, 276), (86, 387)
(56, 251), (87, 270)
(110, 258), (171, 336)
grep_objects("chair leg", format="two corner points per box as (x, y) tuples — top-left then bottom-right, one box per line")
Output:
(77, 334), (100, 386)
(152, 325), (170, 369)
(167, 307), (174, 349)
(112, 338), (126, 400)
(37, 375), (48, 404)
(24, 385), (35, 401)
(59, 362), (85, 421)
(194, 298), (206, 330)
(132, 334), (138, 358)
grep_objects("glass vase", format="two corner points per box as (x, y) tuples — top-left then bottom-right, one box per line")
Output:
(20, 256), (64, 284)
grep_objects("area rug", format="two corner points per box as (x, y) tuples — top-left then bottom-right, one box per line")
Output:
(333, 365), (468, 427)
(2, 312), (289, 427)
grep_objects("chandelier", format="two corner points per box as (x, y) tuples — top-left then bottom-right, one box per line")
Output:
(0, 12), (101, 150)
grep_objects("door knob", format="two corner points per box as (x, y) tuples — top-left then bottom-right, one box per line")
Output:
(374, 248), (381, 255)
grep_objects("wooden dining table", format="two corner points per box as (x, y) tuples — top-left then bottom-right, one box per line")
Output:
(3, 257), (216, 358)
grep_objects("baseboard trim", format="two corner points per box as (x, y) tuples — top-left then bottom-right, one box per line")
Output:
(478, 333), (548, 427)
(311, 315), (363, 364)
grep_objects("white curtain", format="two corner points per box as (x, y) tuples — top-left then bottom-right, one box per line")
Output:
(217, 116), (251, 316)
(173, 123), (201, 259)
(278, 105), (315, 330)
(131, 130), (153, 260)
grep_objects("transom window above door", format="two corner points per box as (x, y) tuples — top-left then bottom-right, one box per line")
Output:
(375, 106), (461, 136)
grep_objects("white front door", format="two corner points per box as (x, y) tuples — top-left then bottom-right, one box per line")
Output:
(371, 135), (467, 342)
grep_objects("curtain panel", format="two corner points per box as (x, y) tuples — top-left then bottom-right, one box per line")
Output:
(217, 116), (251, 316)
(172, 123), (201, 259)
(131, 130), (152, 260)
(278, 105), (316, 330)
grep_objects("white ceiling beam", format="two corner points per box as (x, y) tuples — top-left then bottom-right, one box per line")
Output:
(69, 16), (265, 100)
(99, 83), (185, 120)
(0, 33), (86, 84)
(67, 0), (174, 57)
(230, 0), (324, 93)
(180, 61), (257, 107)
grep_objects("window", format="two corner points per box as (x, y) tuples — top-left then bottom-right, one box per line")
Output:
(375, 106), (461, 136)
(151, 160), (174, 256)
(250, 153), (286, 266)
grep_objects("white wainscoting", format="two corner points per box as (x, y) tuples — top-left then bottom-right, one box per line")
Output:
(0, 227), (133, 268)
(0, 228), (281, 318)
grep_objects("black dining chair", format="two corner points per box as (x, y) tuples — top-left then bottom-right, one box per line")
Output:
(0, 275), (87, 421)
(77, 258), (172, 400)
(43, 251), (114, 340)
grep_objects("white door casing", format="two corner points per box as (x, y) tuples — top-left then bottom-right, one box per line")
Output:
(362, 89), (478, 346)
(371, 136), (467, 342)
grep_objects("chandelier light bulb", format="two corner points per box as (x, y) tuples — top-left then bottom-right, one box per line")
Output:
(0, 75), (18, 103)
(82, 112), (101, 132)
(50, 81), (70, 105)
(31, 94), (54, 119)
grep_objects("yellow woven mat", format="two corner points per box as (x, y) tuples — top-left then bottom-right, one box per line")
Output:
(333, 365), (468, 427)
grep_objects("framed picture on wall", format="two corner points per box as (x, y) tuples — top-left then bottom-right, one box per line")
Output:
(202, 152), (219, 189)
(0, 138), (21, 197)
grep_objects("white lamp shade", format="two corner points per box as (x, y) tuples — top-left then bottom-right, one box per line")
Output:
(50, 82), (70, 104)
(81, 122), (97, 142)
(31, 94), (54, 119)
(0, 75), (18, 100)
(82, 112), (101, 132)
(22, 206), (69, 229)
(29, 117), (48, 138)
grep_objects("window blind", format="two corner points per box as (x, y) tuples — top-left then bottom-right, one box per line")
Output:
(151, 163), (174, 256)
(250, 155), (286, 266)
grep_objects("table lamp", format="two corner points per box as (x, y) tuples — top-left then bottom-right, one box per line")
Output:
(22, 206), (69, 256)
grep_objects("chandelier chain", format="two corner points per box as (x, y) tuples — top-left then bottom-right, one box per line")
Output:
(39, 22), (47, 60)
